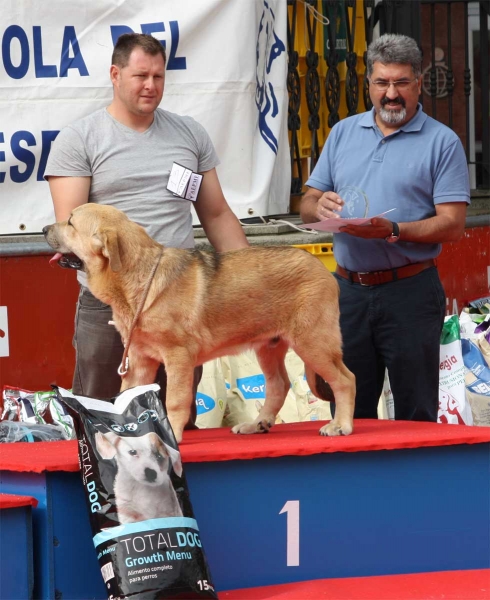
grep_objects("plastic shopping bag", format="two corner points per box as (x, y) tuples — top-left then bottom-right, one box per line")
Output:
(438, 315), (473, 425)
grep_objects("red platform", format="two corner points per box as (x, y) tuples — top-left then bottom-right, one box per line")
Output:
(0, 493), (38, 509)
(1, 419), (490, 473)
(221, 569), (490, 600)
(1, 419), (489, 598)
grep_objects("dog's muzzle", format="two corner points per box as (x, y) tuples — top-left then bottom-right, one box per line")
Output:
(42, 225), (84, 271)
(47, 251), (84, 270)
(57, 254), (84, 270)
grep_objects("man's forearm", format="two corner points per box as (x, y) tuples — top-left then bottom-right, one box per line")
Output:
(300, 193), (321, 223)
(48, 176), (91, 222)
(204, 211), (249, 252)
(399, 214), (465, 243)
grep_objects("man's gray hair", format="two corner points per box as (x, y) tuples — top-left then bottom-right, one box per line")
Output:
(366, 34), (422, 77)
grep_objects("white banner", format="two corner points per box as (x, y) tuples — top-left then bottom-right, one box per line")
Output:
(0, 0), (290, 234)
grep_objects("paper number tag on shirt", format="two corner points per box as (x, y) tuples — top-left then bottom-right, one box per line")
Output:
(167, 162), (203, 202)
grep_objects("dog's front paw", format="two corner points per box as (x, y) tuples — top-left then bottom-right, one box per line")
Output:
(319, 420), (353, 437)
(231, 419), (274, 435)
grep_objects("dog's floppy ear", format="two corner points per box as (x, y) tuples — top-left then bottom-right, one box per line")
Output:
(91, 229), (122, 272)
(164, 443), (183, 477)
(95, 431), (119, 460)
(150, 432), (183, 477)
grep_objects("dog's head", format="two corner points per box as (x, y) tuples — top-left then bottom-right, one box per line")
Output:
(43, 204), (138, 274)
(95, 431), (183, 486)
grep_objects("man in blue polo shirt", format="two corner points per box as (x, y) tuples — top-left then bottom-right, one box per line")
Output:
(300, 34), (470, 422)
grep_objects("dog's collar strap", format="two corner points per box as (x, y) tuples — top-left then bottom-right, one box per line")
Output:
(117, 248), (164, 377)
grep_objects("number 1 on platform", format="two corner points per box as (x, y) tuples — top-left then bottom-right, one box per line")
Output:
(279, 500), (300, 566)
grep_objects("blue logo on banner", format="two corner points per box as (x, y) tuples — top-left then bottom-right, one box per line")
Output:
(255, 0), (285, 154)
(236, 374), (266, 400)
(195, 393), (216, 415)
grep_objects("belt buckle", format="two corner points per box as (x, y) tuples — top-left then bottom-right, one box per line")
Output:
(357, 272), (371, 286)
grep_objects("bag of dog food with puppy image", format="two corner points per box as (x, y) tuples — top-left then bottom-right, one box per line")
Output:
(54, 383), (217, 600)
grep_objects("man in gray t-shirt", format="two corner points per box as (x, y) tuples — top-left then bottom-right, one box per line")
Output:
(44, 33), (249, 424)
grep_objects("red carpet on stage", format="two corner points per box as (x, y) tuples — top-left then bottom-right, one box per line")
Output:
(181, 419), (490, 462)
(221, 569), (490, 600)
(1, 419), (490, 472)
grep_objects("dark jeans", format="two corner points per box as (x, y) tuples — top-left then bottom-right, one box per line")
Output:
(334, 267), (446, 422)
(72, 286), (199, 428)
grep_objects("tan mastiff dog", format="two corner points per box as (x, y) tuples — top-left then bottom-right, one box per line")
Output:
(44, 204), (355, 442)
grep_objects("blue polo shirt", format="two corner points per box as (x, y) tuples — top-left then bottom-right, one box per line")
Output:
(306, 104), (470, 271)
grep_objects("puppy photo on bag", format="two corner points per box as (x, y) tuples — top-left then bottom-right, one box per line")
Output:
(95, 430), (183, 523)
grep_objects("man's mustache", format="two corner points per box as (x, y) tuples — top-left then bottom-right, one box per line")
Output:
(381, 96), (406, 107)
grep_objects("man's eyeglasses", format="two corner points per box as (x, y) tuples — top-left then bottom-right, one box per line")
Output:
(369, 78), (418, 91)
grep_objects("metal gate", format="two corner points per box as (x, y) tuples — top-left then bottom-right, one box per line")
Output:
(287, 0), (490, 204)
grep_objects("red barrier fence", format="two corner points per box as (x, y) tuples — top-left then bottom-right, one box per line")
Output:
(1, 225), (488, 392)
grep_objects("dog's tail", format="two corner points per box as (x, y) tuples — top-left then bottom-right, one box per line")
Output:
(305, 366), (335, 402)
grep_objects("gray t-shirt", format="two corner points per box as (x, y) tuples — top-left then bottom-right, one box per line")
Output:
(45, 107), (220, 250)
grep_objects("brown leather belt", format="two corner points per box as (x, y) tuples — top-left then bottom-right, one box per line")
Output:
(335, 259), (436, 286)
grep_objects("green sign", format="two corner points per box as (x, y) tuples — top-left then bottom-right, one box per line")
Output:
(322, 1), (347, 63)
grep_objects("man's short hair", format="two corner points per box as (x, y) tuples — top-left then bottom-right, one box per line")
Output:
(111, 33), (166, 68)
(366, 34), (422, 78)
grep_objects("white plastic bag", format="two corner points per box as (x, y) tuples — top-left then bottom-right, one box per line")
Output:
(438, 315), (473, 425)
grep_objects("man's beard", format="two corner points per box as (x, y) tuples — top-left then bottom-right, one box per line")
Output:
(378, 96), (407, 124)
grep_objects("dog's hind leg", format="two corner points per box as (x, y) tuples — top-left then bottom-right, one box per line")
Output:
(305, 359), (355, 436)
(294, 340), (355, 437)
(232, 339), (290, 434)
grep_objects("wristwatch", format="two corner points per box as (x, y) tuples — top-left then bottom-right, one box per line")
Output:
(385, 221), (400, 243)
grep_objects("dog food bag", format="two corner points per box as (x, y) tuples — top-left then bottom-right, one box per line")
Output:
(1, 386), (75, 439)
(284, 349), (333, 422)
(195, 359), (228, 428)
(55, 384), (217, 599)
(222, 350), (301, 427)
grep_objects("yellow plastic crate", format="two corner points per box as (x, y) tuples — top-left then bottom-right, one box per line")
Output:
(292, 243), (336, 272)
